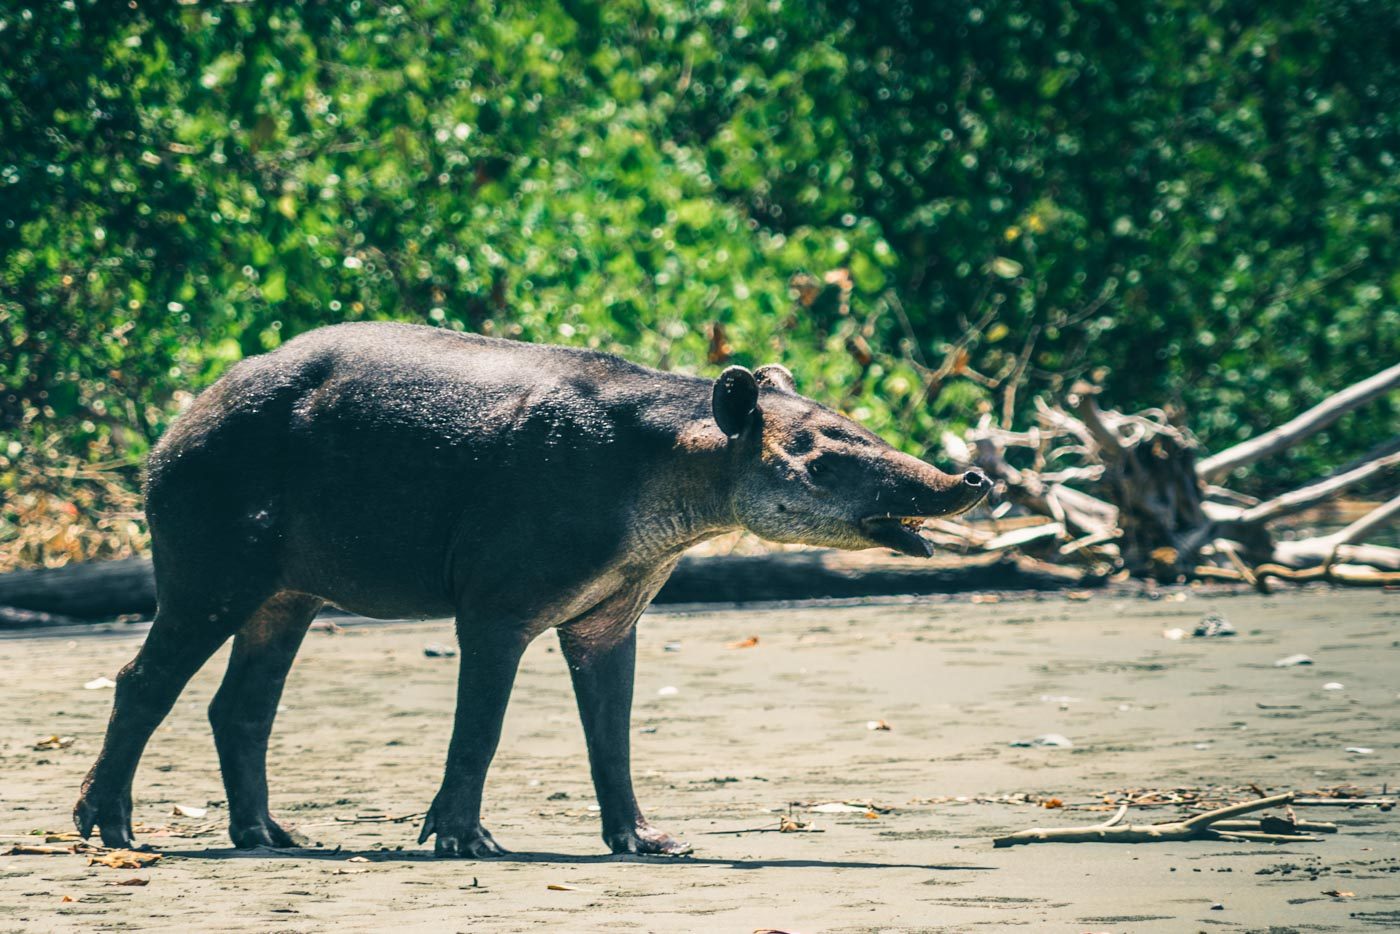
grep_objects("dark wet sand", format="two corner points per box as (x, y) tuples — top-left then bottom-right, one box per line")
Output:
(2, 587), (1397, 931)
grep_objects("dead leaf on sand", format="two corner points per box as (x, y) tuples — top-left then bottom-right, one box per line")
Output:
(1043, 798), (1065, 809)
(88, 850), (162, 870)
(727, 635), (760, 649)
(60, 895), (75, 903)
(1323, 889), (1355, 898)
(332, 868), (371, 876)
(104, 878), (149, 887)
(865, 719), (892, 731)
(33, 735), (75, 751)
(547, 883), (582, 891)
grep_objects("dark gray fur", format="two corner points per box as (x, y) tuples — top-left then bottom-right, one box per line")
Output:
(76, 322), (988, 857)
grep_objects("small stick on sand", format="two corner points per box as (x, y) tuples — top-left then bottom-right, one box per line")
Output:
(332, 812), (427, 824)
(1292, 797), (1396, 810)
(992, 792), (1318, 848)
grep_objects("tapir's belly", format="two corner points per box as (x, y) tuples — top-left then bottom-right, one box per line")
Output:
(275, 505), (459, 620)
(270, 437), (633, 625)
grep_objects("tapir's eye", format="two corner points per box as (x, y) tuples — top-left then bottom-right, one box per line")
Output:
(808, 453), (838, 480)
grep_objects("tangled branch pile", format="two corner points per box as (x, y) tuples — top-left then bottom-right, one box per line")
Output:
(935, 362), (1400, 588)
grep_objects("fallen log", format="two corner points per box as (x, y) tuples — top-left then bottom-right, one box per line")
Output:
(657, 550), (1100, 603)
(0, 549), (1106, 627)
(0, 557), (156, 621)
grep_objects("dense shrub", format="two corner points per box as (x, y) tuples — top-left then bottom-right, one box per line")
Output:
(2, 0), (1396, 566)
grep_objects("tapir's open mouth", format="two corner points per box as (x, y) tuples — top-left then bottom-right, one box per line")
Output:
(860, 484), (990, 557)
(860, 515), (938, 558)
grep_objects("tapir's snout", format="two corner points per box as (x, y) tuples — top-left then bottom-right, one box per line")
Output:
(856, 455), (992, 557)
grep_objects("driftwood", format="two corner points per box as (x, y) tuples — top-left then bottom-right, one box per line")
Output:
(1271, 493), (1400, 570)
(656, 550), (1099, 604)
(993, 792), (1317, 847)
(1219, 452), (1400, 527)
(0, 557), (156, 621)
(941, 362), (1400, 584)
(0, 549), (1104, 627)
(1197, 360), (1400, 483)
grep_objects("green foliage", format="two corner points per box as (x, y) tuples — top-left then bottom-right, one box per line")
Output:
(2, 0), (1397, 538)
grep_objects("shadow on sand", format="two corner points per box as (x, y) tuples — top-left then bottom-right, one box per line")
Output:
(165, 844), (995, 873)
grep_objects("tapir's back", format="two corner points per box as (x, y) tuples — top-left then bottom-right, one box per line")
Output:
(146, 322), (687, 618)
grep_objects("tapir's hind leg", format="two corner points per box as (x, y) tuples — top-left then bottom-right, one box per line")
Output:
(209, 591), (323, 848)
(75, 583), (273, 849)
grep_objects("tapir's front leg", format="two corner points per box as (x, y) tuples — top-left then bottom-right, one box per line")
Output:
(419, 622), (528, 858)
(558, 622), (691, 855)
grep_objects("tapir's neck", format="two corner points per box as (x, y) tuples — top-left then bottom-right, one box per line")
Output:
(622, 392), (742, 561)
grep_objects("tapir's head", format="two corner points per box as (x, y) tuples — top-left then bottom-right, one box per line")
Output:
(711, 364), (990, 557)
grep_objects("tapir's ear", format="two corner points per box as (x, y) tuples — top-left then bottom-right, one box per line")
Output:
(712, 365), (760, 438)
(754, 364), (796, 393)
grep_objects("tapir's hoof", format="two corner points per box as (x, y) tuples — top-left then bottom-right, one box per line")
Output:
(605, 824), (693, 856)
(230, 817), (302, 849)
(434, 830), (508, 859)
(74, 791), (137, 850)
(419, 804), (508, 858)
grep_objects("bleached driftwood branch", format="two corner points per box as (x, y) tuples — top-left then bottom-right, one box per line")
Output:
(1226, 451), (1400, 526)
(939, 365), (1397, 583)
(1196, 360), (1400, 483)
(993, 793), (1314, 847)
(1271, 493), (1400, 571)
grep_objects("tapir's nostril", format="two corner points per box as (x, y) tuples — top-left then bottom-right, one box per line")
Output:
(963, 470), (989, 488)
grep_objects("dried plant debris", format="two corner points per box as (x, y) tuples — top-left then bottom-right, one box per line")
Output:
(993, 792), (1326, 848)
(88, 850), (163, 869)
(907, 785), (1394, 814)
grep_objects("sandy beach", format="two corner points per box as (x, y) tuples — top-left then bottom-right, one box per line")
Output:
(2, 586), (1397, 932)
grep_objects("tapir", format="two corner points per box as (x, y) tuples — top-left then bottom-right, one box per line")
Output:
(75, 321), (989, 857)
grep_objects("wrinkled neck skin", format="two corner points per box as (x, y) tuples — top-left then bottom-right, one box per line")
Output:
(622, 416), (742, 564)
